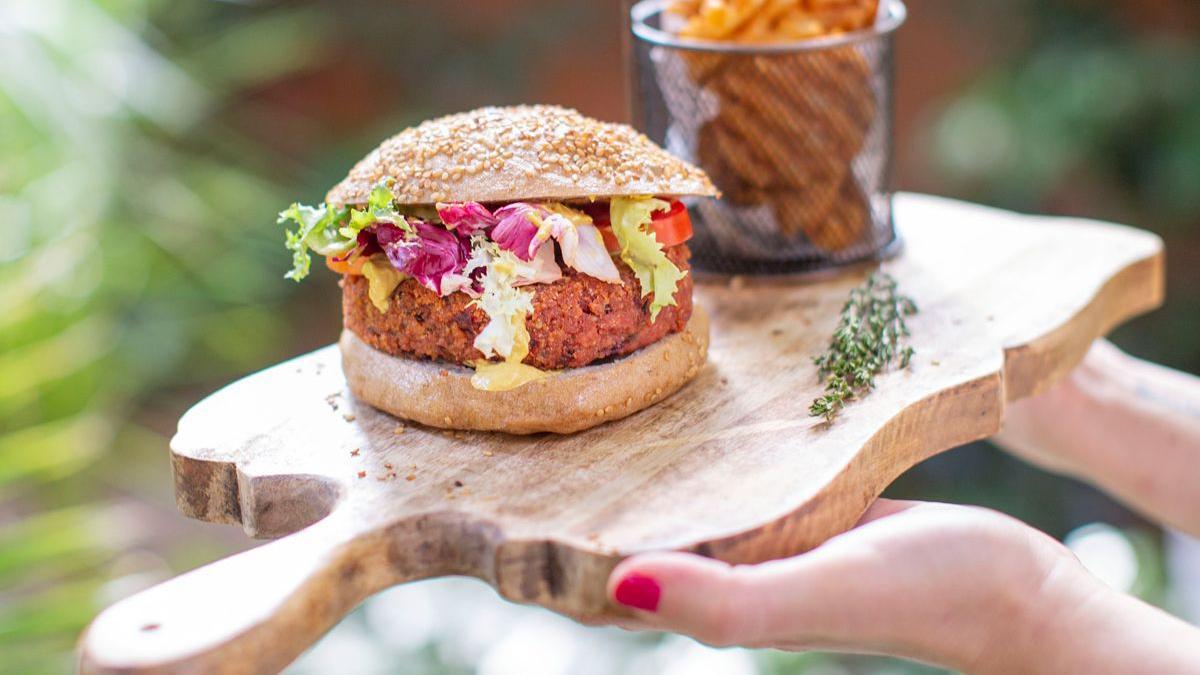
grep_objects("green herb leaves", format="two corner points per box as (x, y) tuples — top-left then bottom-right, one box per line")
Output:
(810, 272), (918, 422)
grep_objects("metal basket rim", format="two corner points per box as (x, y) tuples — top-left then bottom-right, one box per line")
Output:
(631, 0), (907, 54)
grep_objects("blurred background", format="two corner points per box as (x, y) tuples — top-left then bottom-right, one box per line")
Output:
(2, 0), (1198, 672)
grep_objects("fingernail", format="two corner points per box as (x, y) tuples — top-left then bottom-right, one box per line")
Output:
(614, 573), (660, 612)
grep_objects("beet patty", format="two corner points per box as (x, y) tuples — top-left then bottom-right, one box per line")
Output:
(342, 245), (694, 370)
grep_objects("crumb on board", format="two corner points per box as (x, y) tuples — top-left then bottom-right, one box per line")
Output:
(357, 471), (366, 479)
(350, 448), (360, 457)
(384, 462), (394, 470)
(343, 413), (356, 422)
(393, 425), (406, 435)
(483, 450), (494, 457)
(454, 480), (464, 488)
(405, 474), (416, 481)
(932, 360), (942, 366)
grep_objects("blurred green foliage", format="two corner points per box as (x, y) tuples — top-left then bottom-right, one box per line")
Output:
(927, 0), (1200, 372)
(1, 0), (1197, 673)
(1, 0), (308, 670)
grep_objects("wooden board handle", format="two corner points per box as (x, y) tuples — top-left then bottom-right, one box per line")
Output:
(78, 515), (405, 675)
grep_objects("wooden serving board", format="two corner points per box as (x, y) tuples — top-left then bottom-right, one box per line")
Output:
(81, 195), (1164, 674)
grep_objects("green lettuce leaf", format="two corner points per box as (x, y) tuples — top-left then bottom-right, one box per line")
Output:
(348, 180), (409, 236)
(278, 180), (402, 282)
(609, 197), (687, 321)
(277, 202), (350, 281)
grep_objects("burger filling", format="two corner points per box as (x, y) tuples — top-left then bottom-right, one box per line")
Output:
(280, 180), (695, 390)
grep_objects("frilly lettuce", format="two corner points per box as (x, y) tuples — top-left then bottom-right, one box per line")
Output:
(282, 188), (628, 322)
(279, 180), (403, 281)
(279, 202), (350, 281)
(350, 181), (408, 233)
(468, 239), (536, 361)
(609, 197), (687, 321)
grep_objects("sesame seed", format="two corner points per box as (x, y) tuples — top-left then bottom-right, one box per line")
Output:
(323, 106), (716, 207)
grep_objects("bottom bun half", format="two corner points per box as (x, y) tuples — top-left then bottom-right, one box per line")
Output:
(339, 307), (710, 435)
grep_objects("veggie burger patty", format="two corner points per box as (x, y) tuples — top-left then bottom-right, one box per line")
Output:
(343, 244), (694, 371)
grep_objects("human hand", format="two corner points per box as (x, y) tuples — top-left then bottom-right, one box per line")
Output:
(993, 339), (1130, 476)
(606, 499), (1200, 673)
(995, 339), (1200, 536)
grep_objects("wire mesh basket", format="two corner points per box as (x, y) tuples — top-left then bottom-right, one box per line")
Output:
(630, 0), (907, 275)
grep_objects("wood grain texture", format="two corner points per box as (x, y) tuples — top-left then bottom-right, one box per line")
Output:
(79, 194), (1164, 675)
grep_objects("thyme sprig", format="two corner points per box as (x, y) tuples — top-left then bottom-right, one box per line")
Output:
(809, 272), (918, 422)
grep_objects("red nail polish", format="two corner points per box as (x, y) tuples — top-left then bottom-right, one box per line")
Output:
(614, 573), (660, 612)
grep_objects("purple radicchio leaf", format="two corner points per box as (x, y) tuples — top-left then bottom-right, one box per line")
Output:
(436, 202), (498, 233)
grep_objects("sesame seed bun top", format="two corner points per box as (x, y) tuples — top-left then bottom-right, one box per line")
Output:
(325, 105), (719, 206)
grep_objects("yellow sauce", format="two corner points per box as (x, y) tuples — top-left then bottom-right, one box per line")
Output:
(469, 311), (552, 391)
(471, 360), (550, 391)
(361, 256), (405, 312)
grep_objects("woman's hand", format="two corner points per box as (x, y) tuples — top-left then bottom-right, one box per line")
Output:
(995, 340), (1200, 536)
(607, 499), (1200, 673)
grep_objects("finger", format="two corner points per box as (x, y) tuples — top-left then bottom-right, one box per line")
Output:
(607, 502), (962, 652)
(856, 497), (922, 525)
(608, 551), (768, 647)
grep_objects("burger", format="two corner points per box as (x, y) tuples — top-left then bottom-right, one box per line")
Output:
(279, 105), (718, 434)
